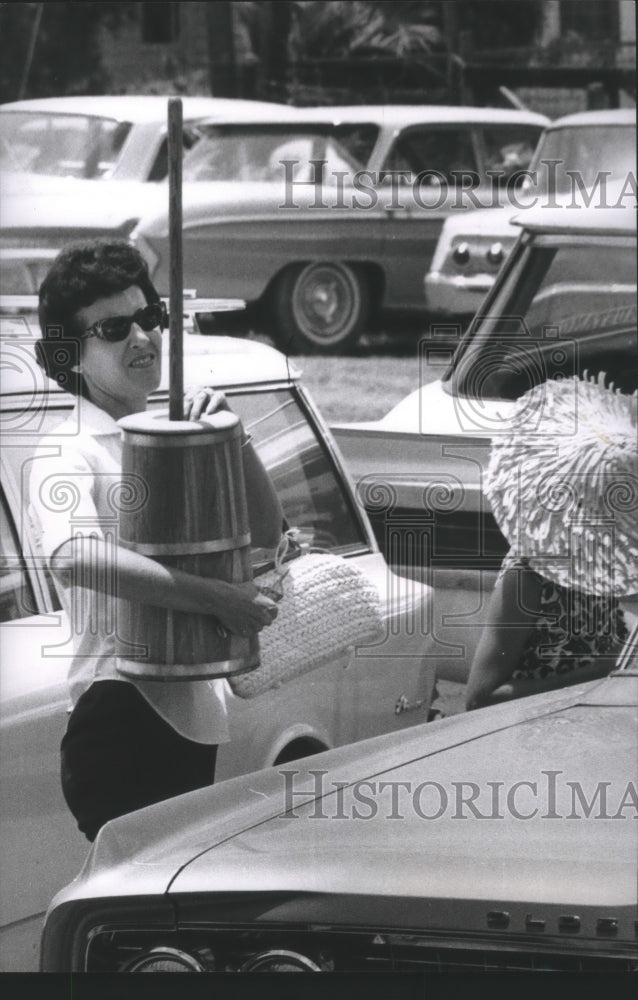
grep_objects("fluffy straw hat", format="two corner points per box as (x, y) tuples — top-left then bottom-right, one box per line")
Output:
(485, 373), (638, 597)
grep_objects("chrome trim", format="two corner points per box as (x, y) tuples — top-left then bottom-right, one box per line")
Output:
(124, 946), (205, 973)
(120, 533), (251, 556)
(241, 949), (322, 972)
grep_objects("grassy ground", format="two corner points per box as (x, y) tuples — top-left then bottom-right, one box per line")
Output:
(288, 350), (450, 423)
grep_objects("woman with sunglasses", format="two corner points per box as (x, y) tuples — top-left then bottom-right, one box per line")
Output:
(31, 239), (283, 842)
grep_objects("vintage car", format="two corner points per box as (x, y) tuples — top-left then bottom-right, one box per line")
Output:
(424, 108), (637, 318)
(0, 95), (296, 297)
(0, 95), (291, 181)
(332, 202), (637, 713)
(132, 105), (548, 352)
(40, 630), (638, 973)
(0, 321), (440, 972)
(1, 102), (546, 328)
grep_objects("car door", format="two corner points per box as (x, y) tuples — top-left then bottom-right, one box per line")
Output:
(214, 385), (435, 774)
(375, 125), (486, 310)
(0, 476), (89, 971)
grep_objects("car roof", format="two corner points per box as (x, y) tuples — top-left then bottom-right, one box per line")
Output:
(0, 95), (290, 124)
(197, 104), (549, 129)
(512, 203), (637, 235)
(0, 332), (300, 402)
(296, 104), (549, 126)
(545, 107), (636, 129)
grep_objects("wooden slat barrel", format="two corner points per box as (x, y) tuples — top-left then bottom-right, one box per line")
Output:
(115, 408), (260, 680)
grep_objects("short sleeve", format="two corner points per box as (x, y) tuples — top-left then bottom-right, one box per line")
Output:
(29, 442), (105, 564)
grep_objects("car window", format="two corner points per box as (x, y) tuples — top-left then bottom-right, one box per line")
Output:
(0, 495), (37, 622)
(453, 239), (638, 399)
(182, 125), (378, 183)
(481, 125), (542, 184)
(383, 127), (479, 185)
(0, 111), (131, 179)
(226, 388), (367, 553)
(527, 124), (637, 196)
(147, 123), (204, 182)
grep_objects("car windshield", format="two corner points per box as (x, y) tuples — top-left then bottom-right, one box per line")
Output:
(0, 111), (132, 178)
(182, 124), (379, 182)
(452, 237), (638, 400)
(526, 124), (637, 197)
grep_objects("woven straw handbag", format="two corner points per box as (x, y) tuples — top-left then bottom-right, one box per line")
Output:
(228, 533), (385, 699)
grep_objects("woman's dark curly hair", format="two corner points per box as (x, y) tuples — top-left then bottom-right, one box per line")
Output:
(36, 239), (160, 396)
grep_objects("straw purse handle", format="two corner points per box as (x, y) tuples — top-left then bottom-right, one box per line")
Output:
(253, 528), (313, 602)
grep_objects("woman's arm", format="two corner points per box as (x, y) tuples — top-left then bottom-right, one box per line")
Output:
(465, 562), (542, 711)
(185, 387), (284, 548)
(50, 537), (277, 635)
(239, 437), (284, 548)
(485, 654), (620, 703)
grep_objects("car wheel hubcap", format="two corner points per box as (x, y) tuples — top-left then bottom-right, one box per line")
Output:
(292, 264), (360, 344)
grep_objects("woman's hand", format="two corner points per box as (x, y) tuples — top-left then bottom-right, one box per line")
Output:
(209, 579), (278, 636)
(467, 683), (516, 711)
(183, 386), (232, 422)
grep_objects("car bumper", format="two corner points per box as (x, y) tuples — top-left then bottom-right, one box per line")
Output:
(424, 271), (494, 315)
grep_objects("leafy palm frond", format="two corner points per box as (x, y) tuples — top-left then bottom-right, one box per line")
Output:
(289, 0), (442, 61)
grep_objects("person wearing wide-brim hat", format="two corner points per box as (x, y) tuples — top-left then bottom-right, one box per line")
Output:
(465, 373), (637, 711)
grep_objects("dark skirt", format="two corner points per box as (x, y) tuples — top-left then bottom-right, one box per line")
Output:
(61, 679), (217, 842)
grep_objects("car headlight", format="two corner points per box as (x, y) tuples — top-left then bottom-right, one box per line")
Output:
(240, 950), (323, 972)
(124, 946), (206, 973)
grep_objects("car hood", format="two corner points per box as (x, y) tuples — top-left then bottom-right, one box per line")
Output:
(1, 172), (165, 231)
(50, 672), (638, 913)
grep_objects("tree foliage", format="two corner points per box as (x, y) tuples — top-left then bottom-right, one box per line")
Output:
(286, 1), (543, 62)
(0, 2), (133, 103)
(288, 1), (444, 61)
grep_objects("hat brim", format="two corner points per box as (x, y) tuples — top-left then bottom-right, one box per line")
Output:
(485, 375), (638, 597)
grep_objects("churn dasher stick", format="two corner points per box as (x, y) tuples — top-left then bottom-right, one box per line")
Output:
(168, 97), (184, 421)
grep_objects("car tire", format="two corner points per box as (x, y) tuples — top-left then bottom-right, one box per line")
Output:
(270, 262), (369, 355)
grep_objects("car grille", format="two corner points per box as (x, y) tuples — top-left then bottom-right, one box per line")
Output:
(85, 925), (638, 973)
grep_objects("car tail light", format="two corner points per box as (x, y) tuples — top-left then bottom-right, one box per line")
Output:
(486, 242), (505, 266)
(452, 242), (470, 266)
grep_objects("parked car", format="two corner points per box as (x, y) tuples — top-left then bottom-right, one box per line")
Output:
(0, 95), (296, 297)
(332, 202), (637, 713)
(424, 108), (637, 318)
(132, 105), (548, 352)
(40, 629), (638, 973)
(0, 323), (436, 971)
(0, 95), (292, 181)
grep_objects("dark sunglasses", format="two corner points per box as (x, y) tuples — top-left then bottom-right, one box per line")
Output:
(82, 302), (167, 343)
